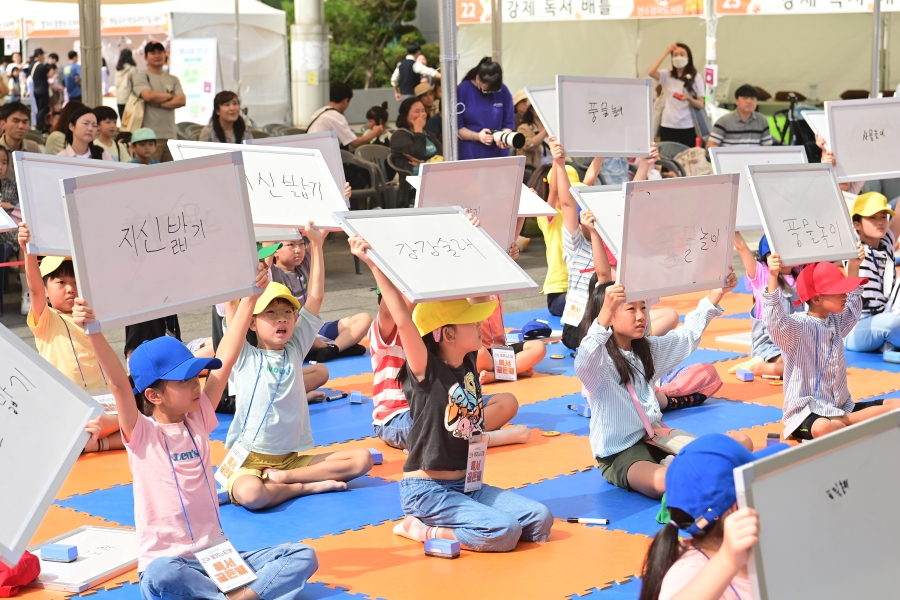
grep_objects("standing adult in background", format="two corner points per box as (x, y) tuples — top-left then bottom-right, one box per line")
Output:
(30, 49), (50, 132)
(63, 51), (82, 104)
(457, 57), (515, 161)
(707, 84), (773, 148)
(307, 82), (384, 150)
(130, 41), (185, 163)
(0, 102), (41, 182)
(390, 42), (440, 102)
(47, 53), (64, 106)
(648, 43), (704, 148)
(198, 91), (254, 144)
(6, 52), (22, 77)
(115, 49), (137, 119)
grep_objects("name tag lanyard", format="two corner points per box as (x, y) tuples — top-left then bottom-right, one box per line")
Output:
(240, 350), (288, 449)
(814, 327), (835, 402)
(62, 318), (107, 390)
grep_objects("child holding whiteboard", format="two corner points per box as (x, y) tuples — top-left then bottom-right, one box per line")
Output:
(71, 268), (320, 600)
(638, 434), (786, 600)
(574, 276), (752, 499)
(350, 235), (554, 552)
(765, 252), (900, 440)
(17, 222), (122, 454)
(224, 223), (373, 510)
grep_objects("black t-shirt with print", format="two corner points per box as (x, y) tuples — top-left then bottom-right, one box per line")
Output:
(402, 349), (485, 473)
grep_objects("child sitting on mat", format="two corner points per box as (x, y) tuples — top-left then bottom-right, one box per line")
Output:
(225, 223), (372, 510)
(574, 275), (752, 499)
(73, 267), (320, 600)
(351, 235), (553, 552)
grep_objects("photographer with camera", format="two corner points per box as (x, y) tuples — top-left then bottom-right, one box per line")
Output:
(390, 96), (443, 206)
(457, 57), (516, 160)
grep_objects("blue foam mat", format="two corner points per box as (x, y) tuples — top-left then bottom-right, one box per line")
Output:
(675, 348), (747, 367)
(845, 350), (900, 374)
(307, 354), (372, 379)
(534, 345), (744, 380)
(571, 578), (642, 599)
(77, 580), (373, 599)
(511, 393), (591, 436)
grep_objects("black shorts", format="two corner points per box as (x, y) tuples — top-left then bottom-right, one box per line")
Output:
(562, 324), (580, 350)
(791, 400), (884, 440)
(487, 341), (526, 356)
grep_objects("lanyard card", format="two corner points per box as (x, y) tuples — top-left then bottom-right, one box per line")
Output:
(560, 291), (587, 327)
(214, 442), (250, 488)
(464, 433), (488, 493)
(492, 345), (517, 382)
(88, 388), (117, 414)
(195, 539), (257, 593)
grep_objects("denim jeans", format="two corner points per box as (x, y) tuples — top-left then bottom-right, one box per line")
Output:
(139, 543), (317, 600)
(399, 477), (553, 552)
(844, 311), (900, 353)
(374, 410), (413, 450)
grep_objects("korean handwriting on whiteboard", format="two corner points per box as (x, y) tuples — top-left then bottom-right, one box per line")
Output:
(826, 479), (849, 500)
(120, 212), (206, 258)
(395, 238), (486, 260)
(862, 129), (885, 142)
(0, 367), (36, 416)
(783, 218), (843, 249)
(246, 173), (323, 201)
(653, 225), (719, 266)
(588, 102), (623, 122)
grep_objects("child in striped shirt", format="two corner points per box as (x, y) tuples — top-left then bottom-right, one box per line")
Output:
(764, 252), (900, 440)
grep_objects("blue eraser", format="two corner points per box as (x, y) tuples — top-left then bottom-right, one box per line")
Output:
(424, 538), (460, 558)
(735, 370), (754, 381)
(350, 391), (363, 404)
(368, 448), (383, 465)
(577, 404), (591, 418)
(41, 544), (78, 562)
(884, 351), (900, 364)
(217, 488), (229, 505)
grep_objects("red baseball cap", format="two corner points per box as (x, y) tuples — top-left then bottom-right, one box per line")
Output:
(794, 262), (867, 305)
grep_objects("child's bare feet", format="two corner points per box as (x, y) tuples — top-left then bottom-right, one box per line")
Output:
(487, 425), (530, 446)
(479, 370), (496, 384)
(261, 468), (348, 493)
(307, 390), (326, 403)
(519, 367), (534, 378)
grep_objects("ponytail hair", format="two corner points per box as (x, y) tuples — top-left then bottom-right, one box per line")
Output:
(463, 57), (503, 92)
(366, 101), (389, 126)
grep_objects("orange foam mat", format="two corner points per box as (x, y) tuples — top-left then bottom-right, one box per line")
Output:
(305, 520), (649, 600)
(477, 373), (584, 406)
(729, 421), (797, 450)
(699, 318), (754, 351)
(327, 373), (375, 397)
(30, 506), (131, 547)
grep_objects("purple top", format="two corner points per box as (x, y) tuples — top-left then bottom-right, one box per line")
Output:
(456, 80), (515, 160)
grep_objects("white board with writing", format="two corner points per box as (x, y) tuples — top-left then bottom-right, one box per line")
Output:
(334, 207), (538, 302)
(254, 227), (302, 243)
(709, 146), (808, 231)
(571, 185), (625, 258)
(28, 527), (138, 592)
(735, 411), (900, 600)
(168, 140), (346, 230)
(826, 96), (900, 182)
(415, 157), (525, 249)
(0, 325), (103, 568)
(747, 163), (856, 265)
(618, 175), (739, 303)
(14, 153), (138, 256)
(525, 85), (558, 137)
(244, 130), (347, 195)
(408, 175), (554, 218)
(62, 152), (261, 334)
(556, 75), (653, 157)
(803, 110), (830, 147)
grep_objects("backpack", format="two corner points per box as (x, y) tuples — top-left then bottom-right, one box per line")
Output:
(673, 147), (712, 177)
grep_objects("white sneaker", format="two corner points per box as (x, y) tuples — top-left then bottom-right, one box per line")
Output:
(20, 292), (31, 316)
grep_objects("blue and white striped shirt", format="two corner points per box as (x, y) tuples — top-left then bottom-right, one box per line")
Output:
(763, 288), (861, 435)
(575, 297), (723, 458)
(562, 227), (594, 300)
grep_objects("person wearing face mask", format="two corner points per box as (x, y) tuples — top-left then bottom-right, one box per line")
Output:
(391, 96), (443, 206)
(198, 91), (253, 144)
(457, 57), (515, 161)
(648, 43), (705, 148)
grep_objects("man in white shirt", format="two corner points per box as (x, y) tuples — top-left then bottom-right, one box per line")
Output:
(306, 82), (384, 149)
(390, 42), (440, 101)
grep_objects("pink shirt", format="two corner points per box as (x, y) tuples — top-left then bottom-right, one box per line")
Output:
(125, 393), (222, 572)
(659, 547), (752, 600)
(57, 145), (113, 161)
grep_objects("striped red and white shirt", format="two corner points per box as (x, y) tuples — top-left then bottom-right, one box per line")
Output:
(368, 315), (410, 426)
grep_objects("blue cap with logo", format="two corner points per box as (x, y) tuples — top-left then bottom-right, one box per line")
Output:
(130, 336), (222, 394)
(665, 433), (789, 534)
(758, 235), (771, 260)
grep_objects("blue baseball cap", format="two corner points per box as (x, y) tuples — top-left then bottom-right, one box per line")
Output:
(522, 319), (552, 339)
(665, 434), (789, 534)
(130, 336), (222, 393)
(758, 235), (771, 260)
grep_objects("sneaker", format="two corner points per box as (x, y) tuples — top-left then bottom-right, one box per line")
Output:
(663, 393), (708, 411)
(20, 291), (31, 316)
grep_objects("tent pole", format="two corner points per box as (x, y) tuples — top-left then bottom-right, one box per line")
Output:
(235, 0), (242, 98)
(704, 0), (718, 114)
(78, 0), (102, 108)
(291, 0), (328, 126)
(872, 2), (884, 98)
(439, 0), (458, 161)
(491, 0), (502, 64)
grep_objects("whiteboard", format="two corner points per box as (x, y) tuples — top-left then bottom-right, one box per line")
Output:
(709, 146), (808, 231)
(556, 75), (653, 157)
(254, 227), (302, 243)
(62, 152), (261, 334)
(13, 152), (138, 256)
(409, 175), (554, 218)
(0, 208), (15, 232)
(168, 140), (346, 230)
(571, 185), (625, 258)
(747, 163), (856, 265)
(0, 325), (103, 568)
(826, 97), (900, 182)
(618, 175), (739, 303)
(735, 411), (900, 600)
(803, 110), (830, 147)
(28, 527), (138, 592)
(244, 130), (347, 194)
(524, 85), (558, 138)
(415, 157), (525, 249)
(334, 207), (538, 302)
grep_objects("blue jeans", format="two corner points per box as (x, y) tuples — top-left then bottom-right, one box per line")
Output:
(374, 410), (413, 450)
(844, 312), (900, 353)
(139, 543), (317, 600)
(399, 477), (553, 552)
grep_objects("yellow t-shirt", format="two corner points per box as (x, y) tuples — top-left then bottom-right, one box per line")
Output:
(537, 209), (568, 295)
(28, 307), (106, 390)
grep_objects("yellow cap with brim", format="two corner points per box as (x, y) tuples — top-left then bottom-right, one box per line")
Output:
(253, 281), (301, 315)
(40, 256), (71, 278)
(412, 299), (499, 337)
(548, 164), (584, 187)
(852, 192), (896, 218)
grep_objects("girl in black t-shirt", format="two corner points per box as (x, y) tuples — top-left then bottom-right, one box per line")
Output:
(350, 236), (554, 552)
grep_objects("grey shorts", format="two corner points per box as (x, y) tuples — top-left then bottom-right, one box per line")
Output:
(596, 442), (670, 490)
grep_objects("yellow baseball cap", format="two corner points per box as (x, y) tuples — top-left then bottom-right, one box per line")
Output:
(851, 192), (895, 218)
(39, 256), (71, 278)
(253, 282), (301, 315)
(412, 299), (499, 337)
(548, 164), (586, 187)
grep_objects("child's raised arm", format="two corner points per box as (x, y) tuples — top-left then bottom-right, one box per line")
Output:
(583, 157), (604, 186)
(73, 298), (139, 441)
(633, 143), (658, 182)
(18, 223), (46, 321)
(762, 254), (799, 351)
(733, 231), (757, 281)
(303, 222), (326, 317)
(550, 139), (580, 236)
(581, 210), (612, 283)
